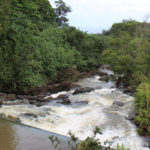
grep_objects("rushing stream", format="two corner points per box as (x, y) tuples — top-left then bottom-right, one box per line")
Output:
(0, 68), (149, 150)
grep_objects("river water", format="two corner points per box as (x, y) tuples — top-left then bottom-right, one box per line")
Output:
(0, 118), (69, 150)
(0, 68), (149, 150)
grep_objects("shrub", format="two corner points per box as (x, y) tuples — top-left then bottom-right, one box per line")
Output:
(134, 83), (150, 135)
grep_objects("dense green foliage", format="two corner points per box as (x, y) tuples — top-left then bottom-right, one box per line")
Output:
(102, 20), (150, 135)
(63, 27), (105, 71)
(134, 83), (150, 135)
(0, 0), (56, 93)
(0, 0), (105, 93)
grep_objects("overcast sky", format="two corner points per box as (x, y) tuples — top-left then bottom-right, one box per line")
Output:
(49, 0), (150, 33)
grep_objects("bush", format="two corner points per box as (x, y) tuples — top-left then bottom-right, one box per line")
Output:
(134, 83), (150, 135)
(49, 127), (129, 150)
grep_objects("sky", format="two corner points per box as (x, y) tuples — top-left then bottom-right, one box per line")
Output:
(49, 0), (150, 33)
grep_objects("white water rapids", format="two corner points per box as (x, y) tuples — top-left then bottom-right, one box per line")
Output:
(0, 69), (149, 150)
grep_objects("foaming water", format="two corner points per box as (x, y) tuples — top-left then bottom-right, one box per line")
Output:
(0, 69), (149, 150)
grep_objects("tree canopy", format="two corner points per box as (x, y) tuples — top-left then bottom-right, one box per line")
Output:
(55, 0), (71, 27)
(0, 0), (105, 93)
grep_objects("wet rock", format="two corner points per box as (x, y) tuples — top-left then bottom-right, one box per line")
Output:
(0, 101), (2, 107)
(113, 101), (124, 107)
(36, 98), (45, 102)
(26, 95), (37, 100)
(143, 137), (150, 148)
(59, 99), (71, 105)
(24, 84), (51, 96)
(45, 96), (53, 101)
(0, 94), (5, 106)
(0, 93), (7, 101)
(36, 97), (53, 103)
(24, 82), (77, 96)
(55, 94), (71, 105)
(126, 109), (135, 121)
(78, 72), (93, 78)
(99, 76), (110, 82)
(115, 77), (123, 88)
(74, 101), (88, 105)
(0, 93), (7, 105)
(3, 99), (29, 105)
(17, 95), (26, 100)
(73, 87), (94, 95)
(123, 89), (132, 94)
(29, 100), (37, 105)
(23, 113), (38, 118)
(56, 82), (75, 91)
(7, 94), (17, 101)
(7, 115), (21, 123)
(37, 95), (45, 99)
(109, 74), (115, 81)
(98, 71), (108, 77)
(55, 94), (68, 99)
(95, 86), (102, 90)
(28, 98), (48, 107)
(123, 87), (134, 95)
(21, 99), (29, 104)
(17, 95), (37, 100)
(35, 102), (46, 107)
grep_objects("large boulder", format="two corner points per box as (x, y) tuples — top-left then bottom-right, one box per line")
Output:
(73, 87), (94, 95)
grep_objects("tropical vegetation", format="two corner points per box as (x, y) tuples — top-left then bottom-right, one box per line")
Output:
(0, 0), (105, 94)
(101, 19), (150, 136)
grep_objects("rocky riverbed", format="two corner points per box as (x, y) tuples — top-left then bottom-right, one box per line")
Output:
(0, 67), (149, 150)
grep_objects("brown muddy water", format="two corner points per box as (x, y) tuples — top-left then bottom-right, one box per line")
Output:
(0, 118), (69, 150)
